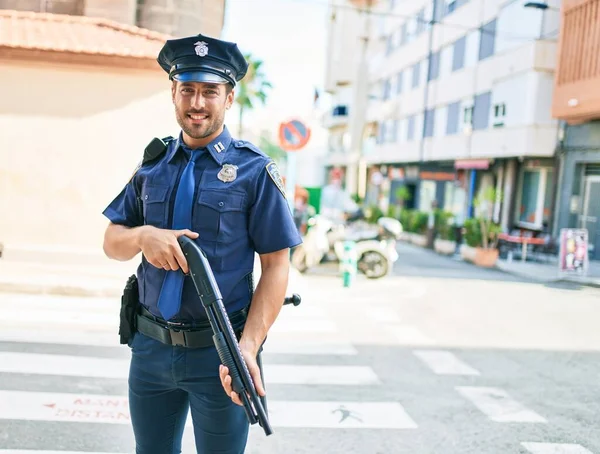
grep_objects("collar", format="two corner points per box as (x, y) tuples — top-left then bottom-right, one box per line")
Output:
(167, 125), (232, 165)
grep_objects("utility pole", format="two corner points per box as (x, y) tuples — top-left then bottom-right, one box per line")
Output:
(346, 0), (374, 198)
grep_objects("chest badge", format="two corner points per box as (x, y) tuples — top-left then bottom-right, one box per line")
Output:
(218, 164), (238, 183)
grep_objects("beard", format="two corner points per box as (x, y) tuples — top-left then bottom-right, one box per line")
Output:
(175, 106), (224, 141)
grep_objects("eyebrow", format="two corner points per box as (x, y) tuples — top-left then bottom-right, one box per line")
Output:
(181, 82), (220, 90)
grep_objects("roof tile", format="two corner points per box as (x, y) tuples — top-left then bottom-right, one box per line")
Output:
(0, 9), (171, 59)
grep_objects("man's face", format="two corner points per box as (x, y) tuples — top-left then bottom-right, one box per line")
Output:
(172, 80), (233, 142)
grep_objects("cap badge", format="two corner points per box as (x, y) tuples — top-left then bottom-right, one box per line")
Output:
(194, 41), (208, 57)
(218, 164), (238, 183)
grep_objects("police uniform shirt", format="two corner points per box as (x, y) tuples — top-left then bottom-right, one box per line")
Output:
(102, 125), (303, 322)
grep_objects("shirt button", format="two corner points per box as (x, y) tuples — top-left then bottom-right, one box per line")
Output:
(144, 195), (148, 200)
(218, 201), (224, 207)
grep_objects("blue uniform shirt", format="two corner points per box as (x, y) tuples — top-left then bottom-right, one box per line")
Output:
(102, 126), (302, 322)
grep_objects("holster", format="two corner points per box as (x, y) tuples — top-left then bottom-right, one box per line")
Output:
(119, 274), (140, 344)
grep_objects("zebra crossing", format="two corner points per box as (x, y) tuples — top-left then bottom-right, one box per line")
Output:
(0, 289), (595, 454)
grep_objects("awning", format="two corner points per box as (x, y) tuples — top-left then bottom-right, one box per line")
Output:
(454, 159), (490, 170)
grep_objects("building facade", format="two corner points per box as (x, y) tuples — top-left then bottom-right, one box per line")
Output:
(324, 0), (562, 237)
(552, 0), (600, 260)
(0, 0), (226, 38)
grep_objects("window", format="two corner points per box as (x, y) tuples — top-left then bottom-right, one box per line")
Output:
(463, 105), (474, 127)
(473, 92), (491, 130)
(412, 61), (421, 88)
(401, 22), (408, 45)
(382, 78), (392, 100)
(416, 8), (426, 34)
(478, 19), (497, 61)
(407, 115), (416, 141)
(493, 103), (506, 127)
(452, 36), (466, 71)
(428, 51), (441, 81)
(446, 101), (461, 135)
(396, 71), (404, 95)
(446, 0), (457, 15)
(423, 109), (435, 138)
(517, 167), (554, 227)
(433, 0), (445, 21)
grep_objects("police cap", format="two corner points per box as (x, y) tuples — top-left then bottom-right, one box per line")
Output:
(157, 34), (248, 87)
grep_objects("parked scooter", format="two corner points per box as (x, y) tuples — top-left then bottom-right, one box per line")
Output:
(291, 212), (403, 279)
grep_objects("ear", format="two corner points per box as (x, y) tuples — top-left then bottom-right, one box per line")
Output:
(226, 89), (235, 109)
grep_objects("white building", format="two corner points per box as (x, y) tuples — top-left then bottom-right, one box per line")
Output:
(324, 0), (562, 234)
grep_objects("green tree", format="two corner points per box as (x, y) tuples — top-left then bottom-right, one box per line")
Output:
(235, 54), (272, 138)
(258, 135), (287, 165)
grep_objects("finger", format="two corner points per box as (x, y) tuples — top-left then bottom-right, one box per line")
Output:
(230, 391), (243, 406)
(175, 229), (199, 239)
(164, 254), (179, 271)
(249, 364), (266, 396)
(173, 244), (189, 274)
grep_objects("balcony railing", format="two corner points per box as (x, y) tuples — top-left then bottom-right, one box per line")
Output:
(552, 0), (600, 123)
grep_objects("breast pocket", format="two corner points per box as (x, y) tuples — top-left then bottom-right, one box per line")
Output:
(141, 184), (169, 228)
(195, 189), (247, 242)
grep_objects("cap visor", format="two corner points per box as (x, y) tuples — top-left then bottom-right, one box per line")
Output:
(173, 71), (229, 84)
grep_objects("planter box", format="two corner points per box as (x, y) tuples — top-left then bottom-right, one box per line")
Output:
(461, 244), (499, 267)
(434, 239), (456, 255)
(410, 233), (428, 247)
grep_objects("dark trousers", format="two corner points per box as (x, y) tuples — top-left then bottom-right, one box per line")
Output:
(128, 332), (249, 454)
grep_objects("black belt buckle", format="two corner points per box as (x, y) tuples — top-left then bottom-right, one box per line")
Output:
(169, 328), (186, 347)
(166, 321), (187, 347)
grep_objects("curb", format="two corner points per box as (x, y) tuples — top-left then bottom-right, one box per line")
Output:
(494, 264), (600, 289)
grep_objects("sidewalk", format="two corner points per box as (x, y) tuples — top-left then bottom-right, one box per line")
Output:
(496, 256), (600, 288)
(0, 255), (305, 297)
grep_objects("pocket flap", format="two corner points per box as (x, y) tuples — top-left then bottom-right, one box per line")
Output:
(142, 184), (169, 204)
(198, 189), (246, 212)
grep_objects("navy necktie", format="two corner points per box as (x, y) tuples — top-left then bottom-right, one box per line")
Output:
(157, 149), (200, 320)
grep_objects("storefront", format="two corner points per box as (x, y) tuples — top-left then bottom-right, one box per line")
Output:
(554, 123), (600, 260)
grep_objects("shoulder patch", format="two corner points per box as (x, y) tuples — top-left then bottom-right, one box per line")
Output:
(265, 161), (286, 198)
(233, 140), (267, 157)
(128, 159), (142, 183)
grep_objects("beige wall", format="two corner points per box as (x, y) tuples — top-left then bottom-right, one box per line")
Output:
(0, 59), (179, 263)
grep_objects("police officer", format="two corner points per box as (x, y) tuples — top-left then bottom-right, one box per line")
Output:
(102, 33), (302, 454)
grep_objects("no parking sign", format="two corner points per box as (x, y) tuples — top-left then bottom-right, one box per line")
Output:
(278, 119), (311, 152)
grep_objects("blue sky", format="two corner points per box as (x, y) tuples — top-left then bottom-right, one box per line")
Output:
(221, 0), (330, 133)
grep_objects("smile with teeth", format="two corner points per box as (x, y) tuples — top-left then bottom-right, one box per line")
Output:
(189, 114), (208, 120)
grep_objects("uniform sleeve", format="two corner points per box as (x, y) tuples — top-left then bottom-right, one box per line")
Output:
(102, 176), (143, 228)
(248, 163), (303, 254)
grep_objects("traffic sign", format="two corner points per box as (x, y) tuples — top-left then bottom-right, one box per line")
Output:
(278, 119), (311, 152)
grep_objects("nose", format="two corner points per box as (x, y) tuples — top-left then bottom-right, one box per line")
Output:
(190, 92), (206, 110)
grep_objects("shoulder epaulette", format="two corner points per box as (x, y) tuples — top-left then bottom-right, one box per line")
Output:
(142, 136), (174, 165)
(232, 139), (267, 157)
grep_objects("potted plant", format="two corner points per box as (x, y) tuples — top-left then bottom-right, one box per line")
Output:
(409, 211), (429, 247)
(461, 187), (502, 267)
(434, 210), (457, 255)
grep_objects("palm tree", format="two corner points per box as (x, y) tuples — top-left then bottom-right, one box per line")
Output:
(235, 53), (272, 138)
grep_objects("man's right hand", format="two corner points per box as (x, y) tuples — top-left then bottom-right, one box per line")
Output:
(137, 226), (199, 273)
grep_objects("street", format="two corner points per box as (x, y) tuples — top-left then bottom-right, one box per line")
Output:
(0, 244), (599, 453)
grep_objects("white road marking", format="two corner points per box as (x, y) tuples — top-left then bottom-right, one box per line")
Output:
(264, 340), (358, 356)
(365, 307), (402, 323)
(0, 328), (118, 347)
(267, 401), (418, 429)
(264, 365), (380, 385)
(413, 350), (480, 375)
(0, 451), (127, 454)
(0, 352), (377, 385)
(521, 443), (594, 453)
(269, 318), (338, 333)
(456, 387), (547, 423)
(0, 391), (415, 429)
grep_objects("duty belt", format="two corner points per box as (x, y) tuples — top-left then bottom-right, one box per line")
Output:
(135, 306), (247, 348)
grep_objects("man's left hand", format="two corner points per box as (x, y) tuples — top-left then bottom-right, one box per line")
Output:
(219, 347), (265, 406)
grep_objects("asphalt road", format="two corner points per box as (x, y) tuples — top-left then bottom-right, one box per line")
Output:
(0, 245), (599, 454)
